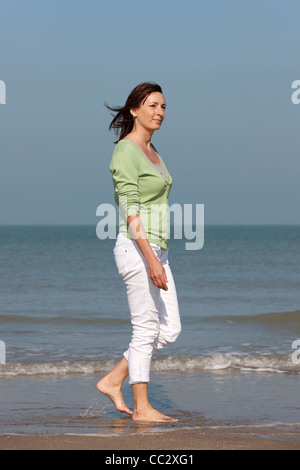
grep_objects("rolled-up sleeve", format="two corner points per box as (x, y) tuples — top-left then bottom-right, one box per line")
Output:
(109, 147), (140, 219)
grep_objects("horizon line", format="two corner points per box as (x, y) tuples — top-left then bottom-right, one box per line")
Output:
(0, 223), (299, 227)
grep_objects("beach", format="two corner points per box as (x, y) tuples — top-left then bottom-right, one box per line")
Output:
(0, 226), (299, 450)
(0, 425), (299, 450)
(0, 369), (299, 451)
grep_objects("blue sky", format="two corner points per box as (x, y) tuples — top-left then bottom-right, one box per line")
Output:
(0, 0), (299, 225)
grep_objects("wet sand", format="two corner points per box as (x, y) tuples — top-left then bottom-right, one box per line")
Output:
(0, 426), (299, 450)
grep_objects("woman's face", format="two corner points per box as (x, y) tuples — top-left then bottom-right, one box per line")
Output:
(132, 92), (166, 132)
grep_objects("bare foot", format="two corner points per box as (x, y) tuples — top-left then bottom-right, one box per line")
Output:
(97, 376), (133, 415)
(133, 405), (178, 423)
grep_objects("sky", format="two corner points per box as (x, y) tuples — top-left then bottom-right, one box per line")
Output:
(0, 0), (299, 225)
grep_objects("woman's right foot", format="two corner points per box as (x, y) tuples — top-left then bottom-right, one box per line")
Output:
(132, 405), (178, 423)
(97, 376), (133, 416)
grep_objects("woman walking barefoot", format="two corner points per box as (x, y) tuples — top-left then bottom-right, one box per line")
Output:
(97, 82), (181, 422)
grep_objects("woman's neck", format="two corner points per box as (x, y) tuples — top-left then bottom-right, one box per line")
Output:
(126, 128), (153, 150)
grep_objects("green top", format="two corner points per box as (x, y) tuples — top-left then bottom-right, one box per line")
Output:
(109, 139), (173, 249)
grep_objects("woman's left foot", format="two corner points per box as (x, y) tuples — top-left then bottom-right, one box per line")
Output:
(97, 376), (133, 415)
(133, 405), (178, 423)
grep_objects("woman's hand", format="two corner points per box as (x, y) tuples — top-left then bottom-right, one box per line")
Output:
(127, 214), (168, 290)
(147, 256), (168, 291)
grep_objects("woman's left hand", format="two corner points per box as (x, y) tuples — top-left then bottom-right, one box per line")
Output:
(146, 257), (168, 291)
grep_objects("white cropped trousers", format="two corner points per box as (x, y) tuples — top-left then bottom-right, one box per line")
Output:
(113, 233), (181, 384)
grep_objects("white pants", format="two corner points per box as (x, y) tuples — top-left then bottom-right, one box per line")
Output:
(113, 233), (181, 384)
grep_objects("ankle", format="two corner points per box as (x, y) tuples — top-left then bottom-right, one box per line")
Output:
(134, 402), (152, 414)
(98, 374), (122, 389)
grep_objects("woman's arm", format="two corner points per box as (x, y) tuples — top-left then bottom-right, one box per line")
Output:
(127, 214), (168, 291)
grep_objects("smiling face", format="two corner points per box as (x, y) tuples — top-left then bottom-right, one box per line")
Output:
(131, 92), (166, 133)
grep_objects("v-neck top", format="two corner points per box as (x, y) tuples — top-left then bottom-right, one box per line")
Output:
(109, 139), (173, 248)
(126, 139), (167, 177)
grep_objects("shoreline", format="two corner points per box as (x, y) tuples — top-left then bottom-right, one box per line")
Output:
(1, 426), (299, 450)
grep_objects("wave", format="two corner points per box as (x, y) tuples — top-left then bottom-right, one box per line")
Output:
(1, 310), (299, 326)
(153, 353), (300, 374)
(0, 314), (129, 325)
(0, 353), (299, 377)
(202, 310), (300, 325)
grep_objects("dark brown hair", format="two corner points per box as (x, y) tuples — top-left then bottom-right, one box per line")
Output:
(104, 82), (163, 143)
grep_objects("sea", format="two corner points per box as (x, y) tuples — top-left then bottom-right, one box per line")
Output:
(0, 225), (299, 437)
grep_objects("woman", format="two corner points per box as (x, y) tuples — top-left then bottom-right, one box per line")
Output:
(97, 82), (181, 423)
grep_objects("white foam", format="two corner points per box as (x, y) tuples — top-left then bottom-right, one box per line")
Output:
(0, 353), (299, 377)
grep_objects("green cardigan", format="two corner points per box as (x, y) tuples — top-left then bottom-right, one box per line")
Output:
(109, 139), (172, 249)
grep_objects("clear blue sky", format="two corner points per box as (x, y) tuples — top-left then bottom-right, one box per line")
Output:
(0, 0), (299, 225)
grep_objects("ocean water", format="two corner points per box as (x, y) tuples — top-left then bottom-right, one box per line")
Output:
(0, 225), (299, 436)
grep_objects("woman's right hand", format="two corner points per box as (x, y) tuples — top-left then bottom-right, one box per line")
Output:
(147, 257), (168, 291)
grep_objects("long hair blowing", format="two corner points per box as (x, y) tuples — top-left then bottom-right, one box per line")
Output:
(104, 82), (163, 143)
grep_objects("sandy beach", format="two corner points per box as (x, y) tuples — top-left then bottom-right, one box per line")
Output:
(0, 426), (299, 450)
